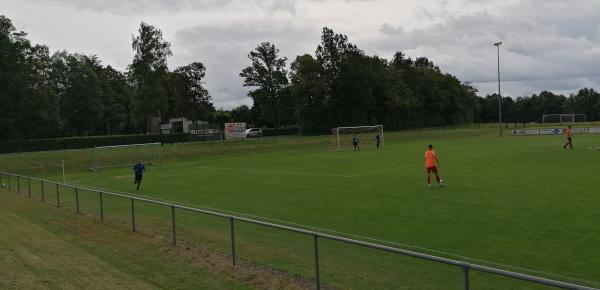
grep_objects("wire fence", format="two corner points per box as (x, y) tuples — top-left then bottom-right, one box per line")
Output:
(0, 170), (596, 290)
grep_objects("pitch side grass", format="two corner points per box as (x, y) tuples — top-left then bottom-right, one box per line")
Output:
(2, 127), (600, 289)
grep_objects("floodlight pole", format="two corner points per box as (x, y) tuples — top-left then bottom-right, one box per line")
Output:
(494, 41), (503, 136)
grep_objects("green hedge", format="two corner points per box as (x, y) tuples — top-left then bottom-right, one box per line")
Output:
(0, 134), (167, 154)
(262, 127), (299, 137)
(0, 128), (303, 154)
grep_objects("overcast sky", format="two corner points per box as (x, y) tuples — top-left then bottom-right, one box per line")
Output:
(2, 0), (600, 108)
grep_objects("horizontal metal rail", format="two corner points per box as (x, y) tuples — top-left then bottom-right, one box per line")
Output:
(0, 170), (595, 290)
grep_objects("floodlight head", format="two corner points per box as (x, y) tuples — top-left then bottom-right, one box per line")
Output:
(494, 41), (503, 46)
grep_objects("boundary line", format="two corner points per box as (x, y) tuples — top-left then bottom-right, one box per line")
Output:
(196, 166), (354, 178)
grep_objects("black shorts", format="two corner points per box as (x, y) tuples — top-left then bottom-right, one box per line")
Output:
(135, 175), (143, 181)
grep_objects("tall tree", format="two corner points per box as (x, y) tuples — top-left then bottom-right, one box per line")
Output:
(0, 15), (61, 140)
(230, 105), (253, 123)
(240, 42), (289, 127)
(333, 51), (378, 126)
(568, 88), (600, 121)
(57, 54), (105, 135)
(168, 62), (214, 120)
(129, 22), (172, 131)
(315, 27), (359, 127)
(290, 54), (325, 132)
(98, 65), (132, 135)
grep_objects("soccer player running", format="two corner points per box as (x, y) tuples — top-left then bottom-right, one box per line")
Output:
(352, 134), (360, 151)
(425, 144), (445, 188)
(133, 161), (145, 191)
(563, 125), (574, 149)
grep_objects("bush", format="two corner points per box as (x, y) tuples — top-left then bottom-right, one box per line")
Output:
(261, 127), (299, 137)
(0, 134), (169, 154)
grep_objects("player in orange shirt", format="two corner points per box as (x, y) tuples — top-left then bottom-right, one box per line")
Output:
(563, 125), (574, 149)
(425, 144), (445, 187)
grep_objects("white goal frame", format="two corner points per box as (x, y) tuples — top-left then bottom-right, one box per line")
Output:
(89, 142), (161, 171)
(542, 114), (587, 124)
(333, 125), (384, 151)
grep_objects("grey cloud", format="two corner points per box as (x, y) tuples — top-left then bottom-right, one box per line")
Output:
(9, 0), (600, 107)
(173, 21), (320, 109)
(20, 0), (375, 14)
(23, 0), (235, 14)
(368, 0), (600, 97)
(379, 23), (403, 35)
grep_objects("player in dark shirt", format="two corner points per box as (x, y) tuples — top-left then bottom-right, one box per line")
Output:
(352, 135), (360, 151)
(133, 161), (145, 191)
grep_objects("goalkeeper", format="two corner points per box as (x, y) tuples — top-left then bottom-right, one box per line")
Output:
(352, 134), (360, 151)
(133, 161), (145, 191)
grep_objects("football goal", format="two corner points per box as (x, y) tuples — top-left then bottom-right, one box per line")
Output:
(542, 114), (587, 124)
(89, 142), (161, 171)
(332, 125), (384, 150)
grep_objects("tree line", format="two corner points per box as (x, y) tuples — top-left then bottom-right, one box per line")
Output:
(0, 16), (215, 141)
(238, 28), (480, 132)
(237, 28), (600, 132)
(478, 89), (600, 123)
(2, 14), (599, 141)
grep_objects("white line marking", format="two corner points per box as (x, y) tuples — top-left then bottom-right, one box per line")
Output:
(350, 165), (408, 177)
(196, 166), (354, 178)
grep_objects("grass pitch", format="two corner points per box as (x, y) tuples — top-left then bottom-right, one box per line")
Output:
(2, 127), (600, 289)
(0, 189), (254, 290)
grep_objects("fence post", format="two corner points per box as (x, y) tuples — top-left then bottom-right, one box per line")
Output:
(171, 206), (176, 246)
(17, 176), (20, 194)
(314, 235), (321, 290)
(99, 192), (104, 222)
(131, 198), (136, 232)
(28, 178), (31, 198)
(56, 184), (60, 207)
(230, 217), (236, 267)
(75, 188), (79, 213)
(41, 180), (44, 202)
(463, 265), (470, 290)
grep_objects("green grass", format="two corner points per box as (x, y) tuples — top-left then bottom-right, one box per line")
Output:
(2, 127), (600, 289)
(0, 189), (254, 290)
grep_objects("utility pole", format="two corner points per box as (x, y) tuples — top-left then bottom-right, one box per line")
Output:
(494, 41), (503, 136)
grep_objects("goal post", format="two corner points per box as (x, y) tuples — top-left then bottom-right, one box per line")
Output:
(89, 142), (161, 171)
(332, 125), (384, 150)
(542, 114), (587, 124)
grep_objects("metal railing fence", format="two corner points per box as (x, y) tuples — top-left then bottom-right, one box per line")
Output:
(0, 170), (596, 290)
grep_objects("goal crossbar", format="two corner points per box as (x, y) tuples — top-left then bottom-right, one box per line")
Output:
(333, 125), (384, 151)
(542, 114), (587, 124)
(94, 142), (161, 149)
(90, 142), (161, 171)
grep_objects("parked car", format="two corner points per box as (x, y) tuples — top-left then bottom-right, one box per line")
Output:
(244, 128), (263, 138)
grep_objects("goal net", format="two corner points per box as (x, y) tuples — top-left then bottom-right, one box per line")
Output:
(542, 114), (587, 124)
(89, 142), (161, 171)
(332, 125), (384, 150)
